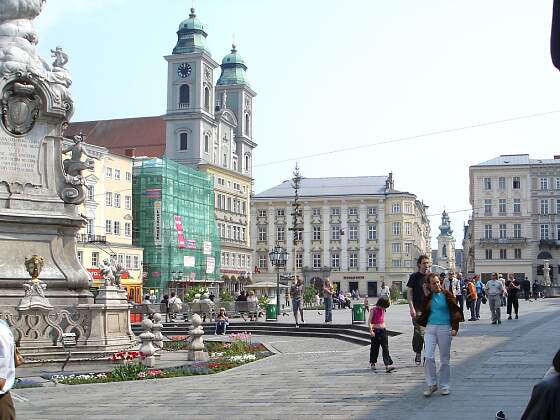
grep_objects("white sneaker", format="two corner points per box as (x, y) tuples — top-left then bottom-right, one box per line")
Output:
(440, 388), (450, 396)
(423, 385), (438, 397)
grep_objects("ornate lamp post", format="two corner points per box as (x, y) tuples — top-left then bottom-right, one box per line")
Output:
(269, 244), (288, 315)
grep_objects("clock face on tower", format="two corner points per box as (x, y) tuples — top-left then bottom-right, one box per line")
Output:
(177, 63), (192, 78)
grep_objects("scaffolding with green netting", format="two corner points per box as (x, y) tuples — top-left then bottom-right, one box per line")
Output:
(133, 158), (221, 299)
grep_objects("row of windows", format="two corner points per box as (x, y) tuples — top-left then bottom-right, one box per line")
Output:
(538, 199), (560, 215)
(216, 177), (246, 192)
(257, 207), (379, 218)
(484, 248), (523, 260)
(217, 222), (246, 242)
(106, 167), (131, 181)
(483, 223), (560, 240)
(484, 176), (560, 191)
(483, 176), (522, 190)
(105, 220), (132, 237)
(220, 252), (251, 268)
(539, 224), (560, 240)
(105, 192), (132, 209)
(216, 193), (246, 215)
(391, 242), (413, 254)
(257, 252), (378, 270)
(537, 177), (560, 191)
(80, 251), (140, 270)
(258, 224), (380, 242)
(483, 223), (524, 239)
(483, 198), (521, 215)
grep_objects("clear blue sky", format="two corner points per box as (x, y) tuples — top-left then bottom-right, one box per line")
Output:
(35, 0), (560, 248)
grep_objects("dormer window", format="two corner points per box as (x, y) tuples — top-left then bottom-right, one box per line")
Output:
(179, 85), (190, 108)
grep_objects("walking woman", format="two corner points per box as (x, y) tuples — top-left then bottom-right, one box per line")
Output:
(369, 297), (395, 372)
(323, 278), (334, 324)
(417, 273), (464, 397)
(505, 274), (520, 320)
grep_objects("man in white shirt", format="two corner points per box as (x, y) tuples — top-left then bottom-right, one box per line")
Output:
(485, 273), (504, 325)
(168, 292), (183, 321)
(0, 320), (16, 419)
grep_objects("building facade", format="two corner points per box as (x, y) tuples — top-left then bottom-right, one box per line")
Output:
(132, 158), (221, 300)
(468, 154), (560, 283)
(251, 175), (431, 296)
(163, 8), (255, 289)
(67, 8), (256, 292)
(72, 142), (144, 293)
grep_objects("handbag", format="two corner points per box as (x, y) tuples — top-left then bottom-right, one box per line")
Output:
(14, 347), (25, 367)
(481, 295), (487, 304)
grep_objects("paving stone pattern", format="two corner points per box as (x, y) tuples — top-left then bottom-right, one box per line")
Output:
(13, 298), (560, 420)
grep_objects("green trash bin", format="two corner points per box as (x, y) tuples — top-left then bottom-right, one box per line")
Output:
(266, 303), (277, 321)
(352, 303), (365, 324)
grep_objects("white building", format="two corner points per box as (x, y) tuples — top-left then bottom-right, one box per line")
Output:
(251, 174), (431, 296)
(468, 154), (560, 283)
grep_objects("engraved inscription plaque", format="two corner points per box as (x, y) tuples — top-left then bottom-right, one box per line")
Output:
(0, 126), (45, 188)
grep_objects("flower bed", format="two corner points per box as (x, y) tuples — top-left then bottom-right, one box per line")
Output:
(53, 332), (272, 385)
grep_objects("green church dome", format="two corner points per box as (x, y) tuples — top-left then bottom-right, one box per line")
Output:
(178, 8), (206, 32)
(173, 8), (211, 55)
(217, 44), (249, 86)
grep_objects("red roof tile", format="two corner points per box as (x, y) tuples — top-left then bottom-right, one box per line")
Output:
(67, 116), (165, 158)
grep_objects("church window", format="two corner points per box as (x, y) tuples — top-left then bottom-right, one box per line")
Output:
(204, 87), (210, 112)
(245, 114), (250, 136)
(179, 133), (188, 150)
(442, 244), (447, 257)
(223, 153), (228, 168)
(204, 135), (209, 153)
(245, 154), (250, 171)
(179, 85), (189, 108)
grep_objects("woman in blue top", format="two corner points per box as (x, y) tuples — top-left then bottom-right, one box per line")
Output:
(474, 275), (485, 319)
(417, 273), (464, 397)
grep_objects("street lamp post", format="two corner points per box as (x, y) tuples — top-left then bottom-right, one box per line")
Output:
(269, 244), (288, 317)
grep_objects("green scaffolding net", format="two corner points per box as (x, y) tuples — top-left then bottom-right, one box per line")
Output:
(133, 158), (221, 299)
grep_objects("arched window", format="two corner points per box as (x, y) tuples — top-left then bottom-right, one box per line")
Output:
(179, 85), (189, 108)
(204, 87), (210, 112)
(204, 135), (209, 153)
(223, 153), (228, 168)
(442, 244), (447, 258)
(179, 133), (188, 151)
(244, 114), (250, 136)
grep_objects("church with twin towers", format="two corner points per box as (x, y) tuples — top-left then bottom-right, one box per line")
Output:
(69, 7), (257, 294)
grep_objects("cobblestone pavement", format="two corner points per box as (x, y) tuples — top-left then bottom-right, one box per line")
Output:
(13, 298), (560, 420)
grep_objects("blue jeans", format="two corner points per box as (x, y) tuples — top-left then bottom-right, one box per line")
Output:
(215, 320), (228, 335)
(475, 297), (482, 318)
(324, 296), (333, 322)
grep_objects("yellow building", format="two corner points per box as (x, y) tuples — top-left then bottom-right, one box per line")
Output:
(69, 141), (143, 299)
(252, 173), (431, 296)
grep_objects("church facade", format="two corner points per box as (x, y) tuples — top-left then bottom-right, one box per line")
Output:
(163, 8), (257, 289)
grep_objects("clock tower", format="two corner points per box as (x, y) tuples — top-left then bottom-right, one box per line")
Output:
(164, 8), (219, 166)
(163, 8), (257, 293)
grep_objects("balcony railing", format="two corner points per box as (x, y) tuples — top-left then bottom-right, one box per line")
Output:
(479, 237), (527, 245)
(539, 239), (560, 249)
(77, 234), (107, 244)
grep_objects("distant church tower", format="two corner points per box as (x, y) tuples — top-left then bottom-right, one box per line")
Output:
(437, 210), (456, 270)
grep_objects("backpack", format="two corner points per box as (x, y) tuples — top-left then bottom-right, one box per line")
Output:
(169, 297), (182, 313)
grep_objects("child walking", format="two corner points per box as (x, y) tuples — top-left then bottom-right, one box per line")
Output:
(369, 297), (395, 372)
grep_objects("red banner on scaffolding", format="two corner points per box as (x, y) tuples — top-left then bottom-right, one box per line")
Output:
(174, 215), (186, 249)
